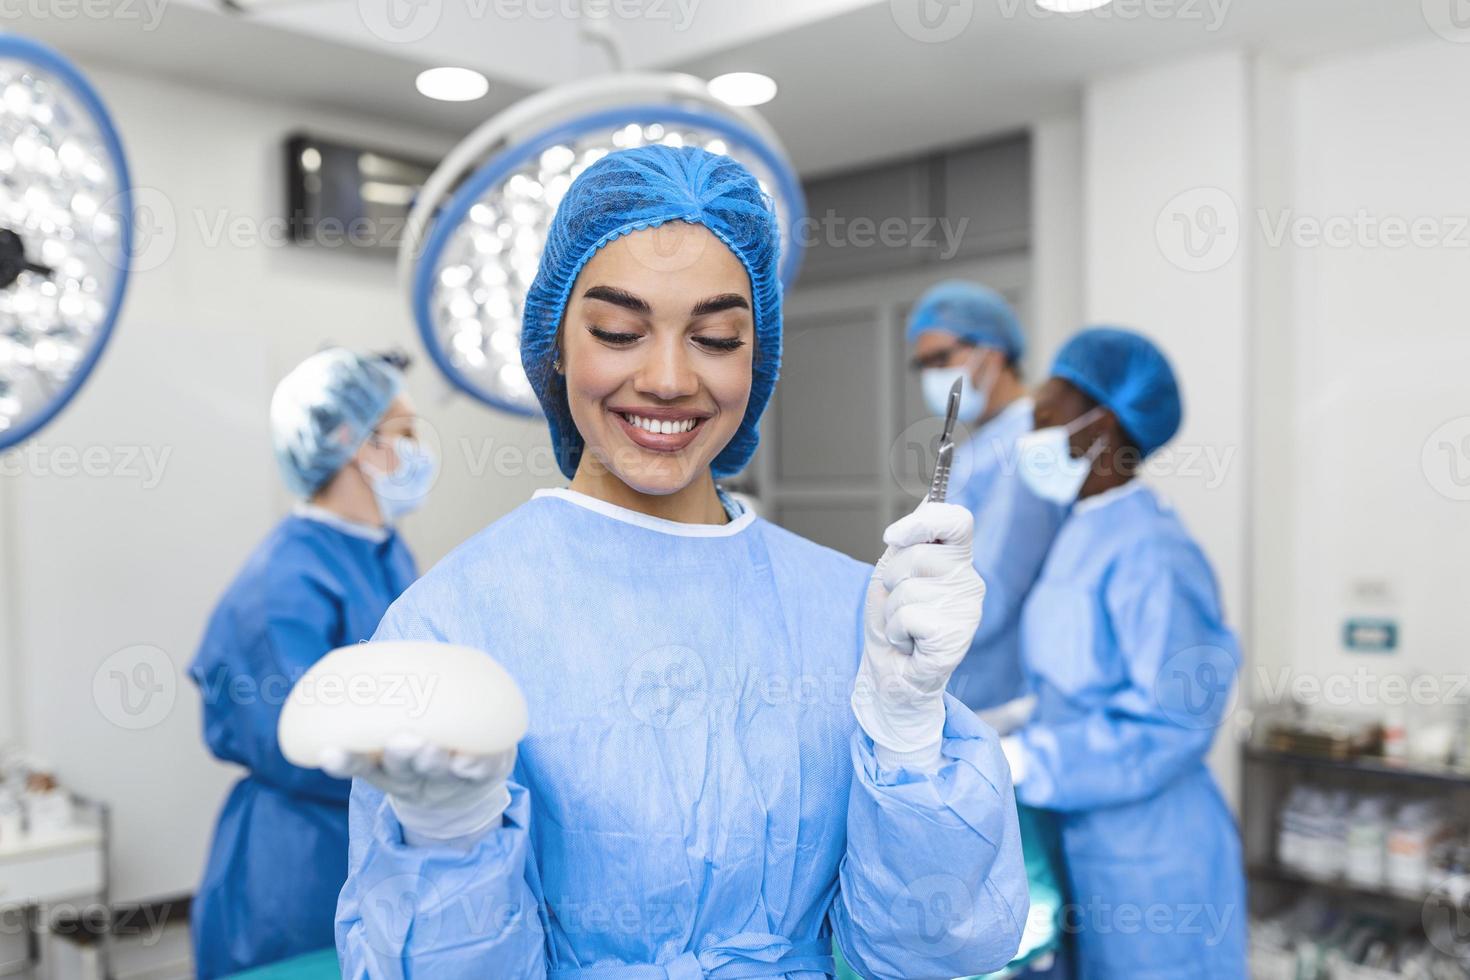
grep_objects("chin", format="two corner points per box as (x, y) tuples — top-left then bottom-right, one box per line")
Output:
(593, 446), (710, 497)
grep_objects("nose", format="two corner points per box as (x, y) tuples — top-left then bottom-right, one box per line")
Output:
(633, 332), (699, 401)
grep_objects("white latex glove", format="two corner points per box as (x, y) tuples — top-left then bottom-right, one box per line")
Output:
(975, 695), (1037, 737)
(852, 501), (986, 770)
(1001, 735), (1029, 785)
(322, 732), (516, 850)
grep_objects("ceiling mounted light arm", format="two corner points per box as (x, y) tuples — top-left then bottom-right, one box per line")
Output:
(579, 14), (627, 73)
(401, 72), (804, 417)
(398, 71), (792, 290)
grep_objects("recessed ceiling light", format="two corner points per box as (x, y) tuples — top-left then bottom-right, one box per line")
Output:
(416, 67), (489, 103)
(708, 72), (777, 108)
(1037, 0), (1115, 9)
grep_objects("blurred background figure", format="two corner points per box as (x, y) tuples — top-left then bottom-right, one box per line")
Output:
(907, 280), (1067, 711)
(186, 349), (430, 977)
(905, 282), (1074, 979)
(1004, 328), (1245, 978)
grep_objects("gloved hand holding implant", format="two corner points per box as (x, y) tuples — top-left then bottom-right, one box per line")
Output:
(851, 500), (986, 772)
(277, 641), (528, 850)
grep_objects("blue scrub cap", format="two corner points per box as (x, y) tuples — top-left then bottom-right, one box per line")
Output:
(1051, 326), (1182, 458)
(906, 280), (1024, 363)
(270, 348), (404, 497)
(521, 145), (782, 480)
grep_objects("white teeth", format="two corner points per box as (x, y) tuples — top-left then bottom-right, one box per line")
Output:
(623, 413), (697, 435)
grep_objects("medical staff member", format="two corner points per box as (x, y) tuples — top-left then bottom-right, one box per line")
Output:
(1004, 328), (1246, 978)
(327, 145), (1028, 979)
(907, 282), (1066, 711)
(189, 349), (433, 978)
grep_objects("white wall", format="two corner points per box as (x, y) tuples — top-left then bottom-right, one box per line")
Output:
(1028, 114), (1084, 375)
(1267, 37), (1470, 705)
(1061, 37), (1470, 798)
(1078, 51), (1255, 805)
(0, 62), (557, 902)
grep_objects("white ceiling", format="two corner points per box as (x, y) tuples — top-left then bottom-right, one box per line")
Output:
(10, 0), (1441, 174)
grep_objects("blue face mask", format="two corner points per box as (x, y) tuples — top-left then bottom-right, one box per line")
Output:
(920, 351), (998, 424)
(363, 437), (439, 523)
(1015, 407), (1106, 505)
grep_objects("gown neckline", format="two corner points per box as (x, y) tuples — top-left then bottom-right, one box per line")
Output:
(532, 487), (758, 538)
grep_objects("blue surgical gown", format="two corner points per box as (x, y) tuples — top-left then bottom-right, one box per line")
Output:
(1014, 483), (1246, 979)
(189, 513), (417, 979)
(336, 488), (1029, 980)
(946, 399), (1066, 710)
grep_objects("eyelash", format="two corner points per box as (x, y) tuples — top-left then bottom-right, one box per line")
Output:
(587, 326), (746, 353)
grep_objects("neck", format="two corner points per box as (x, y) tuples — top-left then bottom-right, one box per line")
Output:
(977, 372), (1026, 426)
(310, 467), (385, 527)
(569, 460), (728, 525)
(1078, 448), (1135, 500)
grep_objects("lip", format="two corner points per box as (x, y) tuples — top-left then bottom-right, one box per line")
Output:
(609, 406), (711, 454)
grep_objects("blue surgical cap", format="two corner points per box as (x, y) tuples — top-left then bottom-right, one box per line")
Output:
(521, 145), (782, 480)
(1051, 327), (1182, 458)
(906, 280), (1024, 363)
(270, 348), (403, 497)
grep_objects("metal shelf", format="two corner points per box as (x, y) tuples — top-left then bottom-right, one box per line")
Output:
(1243, 745), (1470, 788)
(1247, 862), (1442, 909)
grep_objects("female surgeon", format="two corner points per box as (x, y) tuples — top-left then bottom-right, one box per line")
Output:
(188, 349), (432, 977)
(327, 145), (1029, 979)
(1004, 328), (1246, 978)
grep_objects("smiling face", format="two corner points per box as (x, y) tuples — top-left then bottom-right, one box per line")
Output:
(559, 222), (755, 496)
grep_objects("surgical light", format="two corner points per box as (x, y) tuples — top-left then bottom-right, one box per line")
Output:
(402, 73), (806, 416)
(1036, 0), (1115, 9)
(415, 67), (490, 103)
(0, 35), (132, 450)
(707, 72), (778, 108)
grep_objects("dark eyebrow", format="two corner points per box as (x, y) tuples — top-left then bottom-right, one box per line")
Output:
(582, 285), (651, 314)
(690, 293), (750, 317)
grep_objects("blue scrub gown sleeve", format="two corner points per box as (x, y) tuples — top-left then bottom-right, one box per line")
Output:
(335, 779), (547, 980)
(974, 482), (1065, 637)
(834, 696), (1029, 980)
(335, 600), (548, 979)
(190, 576), (352, 805)
(1015, 540), (1240, 812)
